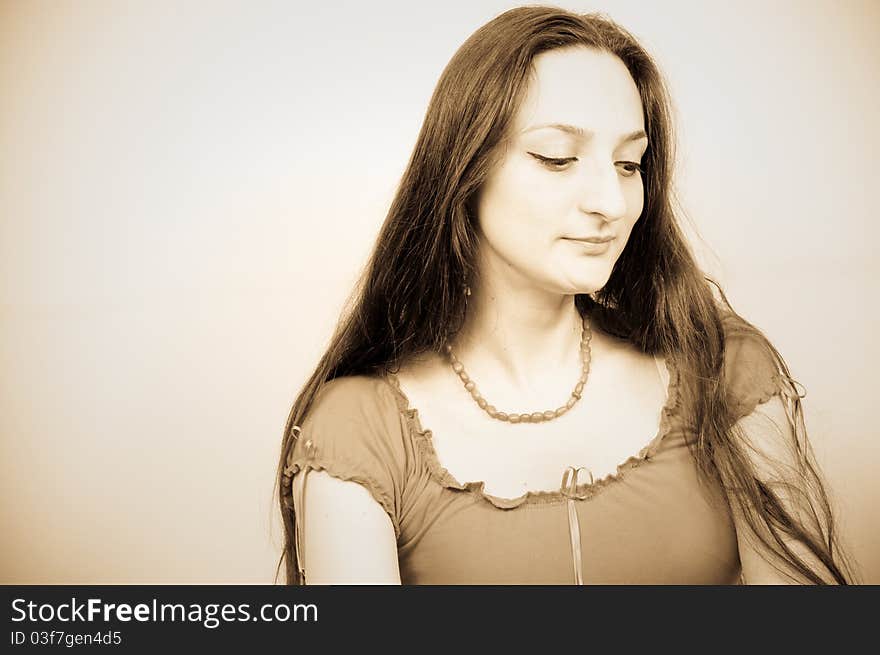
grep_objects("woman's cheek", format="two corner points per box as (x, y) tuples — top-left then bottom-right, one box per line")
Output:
(627, 180), (645, 218)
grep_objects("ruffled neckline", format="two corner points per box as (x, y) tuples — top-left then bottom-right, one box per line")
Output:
(381, 353), (683, 509)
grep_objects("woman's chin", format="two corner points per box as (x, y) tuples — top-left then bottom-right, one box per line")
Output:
(560, 273), (611, 296)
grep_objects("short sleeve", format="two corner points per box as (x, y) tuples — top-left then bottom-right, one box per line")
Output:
(284, 375), (407, 538)
(721, 317), (788, 425)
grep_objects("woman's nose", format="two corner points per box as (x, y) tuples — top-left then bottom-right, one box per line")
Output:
(576, 163), (628, 222)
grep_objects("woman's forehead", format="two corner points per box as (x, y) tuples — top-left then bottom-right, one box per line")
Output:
(513, 47), (644, 140)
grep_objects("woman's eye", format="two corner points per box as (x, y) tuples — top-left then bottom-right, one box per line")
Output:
(528, 153), (643, 177)
(616, 161), (643, 177)
(529, 152), (576, 171)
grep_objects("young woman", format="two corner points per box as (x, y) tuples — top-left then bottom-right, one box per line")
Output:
(276, 7), (859, 585)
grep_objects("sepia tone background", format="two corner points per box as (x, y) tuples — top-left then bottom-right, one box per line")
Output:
(1, 0), (877, 583)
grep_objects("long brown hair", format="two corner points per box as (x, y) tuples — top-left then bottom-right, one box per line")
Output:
(275, 6), (859, 585)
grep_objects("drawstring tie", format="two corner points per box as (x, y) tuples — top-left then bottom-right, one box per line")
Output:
(560, 466), (592, 585)
(286, 425), (312, 585)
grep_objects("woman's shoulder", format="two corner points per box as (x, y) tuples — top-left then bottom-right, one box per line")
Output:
(294, 373), (408, 456)
(309, 373), (394, 413)
(719, 312), (777, 373)
(718, 311), (786, 420)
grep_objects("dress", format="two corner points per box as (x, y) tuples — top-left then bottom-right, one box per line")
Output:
(285, 318), (785, 584)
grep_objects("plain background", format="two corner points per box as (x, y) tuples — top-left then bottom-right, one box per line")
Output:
(1, 0), (877, 583)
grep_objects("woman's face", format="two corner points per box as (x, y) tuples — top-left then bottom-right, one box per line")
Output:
(474, 46), (647, 296)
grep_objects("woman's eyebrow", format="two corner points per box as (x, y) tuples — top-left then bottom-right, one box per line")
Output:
(521, 123), (647, 143)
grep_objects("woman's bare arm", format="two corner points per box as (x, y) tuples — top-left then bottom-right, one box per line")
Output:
(729, 394), (837, 584)
(292, 469), (401, 585)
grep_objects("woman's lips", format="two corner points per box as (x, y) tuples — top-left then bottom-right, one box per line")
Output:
(566, 236), (614, 243)
(564, 237), (613, 254)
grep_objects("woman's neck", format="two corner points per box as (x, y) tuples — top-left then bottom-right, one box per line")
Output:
(449, 280), (587, 396)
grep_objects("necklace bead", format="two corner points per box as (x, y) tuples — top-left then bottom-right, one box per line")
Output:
(445, 314), (592, 423)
